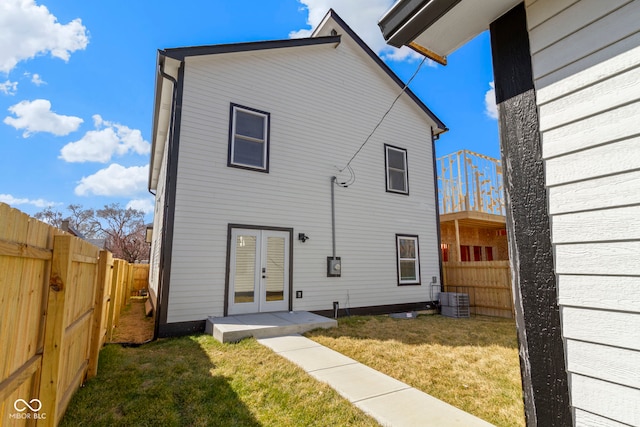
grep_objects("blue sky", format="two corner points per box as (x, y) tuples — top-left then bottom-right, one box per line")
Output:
(0, 0), (498, 219)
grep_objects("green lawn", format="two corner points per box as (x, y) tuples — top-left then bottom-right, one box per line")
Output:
(62, 314), (523, 427)
(306, 315), (524, 427)
(60, 335), (378, 427)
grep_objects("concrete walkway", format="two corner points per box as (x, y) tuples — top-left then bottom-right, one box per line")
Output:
(258, 334), (494, 427)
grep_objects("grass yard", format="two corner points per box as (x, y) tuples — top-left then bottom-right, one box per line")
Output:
(306, 314), (524, 427)
(60, 335), (378, 427)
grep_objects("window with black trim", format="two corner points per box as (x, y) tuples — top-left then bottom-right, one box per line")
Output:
(396, 234), (420, 285)
(385, 144), (408, 194)
(228, 104), (270, 172)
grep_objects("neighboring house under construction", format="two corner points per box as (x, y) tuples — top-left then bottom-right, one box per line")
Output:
(436, 150), (512, 318)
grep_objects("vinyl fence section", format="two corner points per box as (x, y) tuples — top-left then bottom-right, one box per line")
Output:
(442, 260), (514, 318)
(0, 203), (143, 425)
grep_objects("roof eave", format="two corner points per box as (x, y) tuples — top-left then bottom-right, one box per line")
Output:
(379, 0), (521, 65)
(379, 0), (462, 47)
(162, 35), (341, 61)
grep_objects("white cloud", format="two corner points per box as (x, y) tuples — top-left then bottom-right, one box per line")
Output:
(0, 0), (88, 74)
(61, 127), (120, 163)
(0, 80), (18, 95)
(290, 0), (424, 62)
(0, 193), (58, 208)
(485, 81), (498, 119)
(4, 99), (83, 136)
(127, 198), (154, 214)
(60, 114), (150, 163)
(31, 73), (46, 86)
(75, 164), (149, 197)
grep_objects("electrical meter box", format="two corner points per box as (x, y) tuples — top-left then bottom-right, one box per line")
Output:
(327, 257), (341, 277)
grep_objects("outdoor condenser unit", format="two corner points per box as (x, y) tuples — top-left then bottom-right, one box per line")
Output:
(439, 292), (470, 318)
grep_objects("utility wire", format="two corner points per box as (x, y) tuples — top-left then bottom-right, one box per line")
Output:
(339, 55), (428, 173)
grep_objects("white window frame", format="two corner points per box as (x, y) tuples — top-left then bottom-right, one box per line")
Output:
(385, 144), (409, 194)
(396, 234), (420, 285)
(228, 104), (270, 172)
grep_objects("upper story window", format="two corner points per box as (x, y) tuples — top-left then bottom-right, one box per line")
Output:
(385, 144), (408, 194)
(228, 104), (270, 172)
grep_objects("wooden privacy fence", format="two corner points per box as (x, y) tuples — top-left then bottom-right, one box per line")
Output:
(0, 204), (146, 425)
(442, 260), (514, 318)
(132, 264), (150, 295)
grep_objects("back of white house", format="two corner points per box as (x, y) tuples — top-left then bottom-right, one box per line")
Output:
(147, 10), (446, 336)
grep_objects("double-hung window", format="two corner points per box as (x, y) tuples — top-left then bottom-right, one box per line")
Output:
(228, 104), (270, 172)
(396, 234), (420, 285)
(385, 144), (408, 194)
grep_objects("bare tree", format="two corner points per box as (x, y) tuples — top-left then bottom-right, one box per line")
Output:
(34, 204), (100, 237)
(97, 203), (150, 263)
(67, 204), (101, 237)
(34, 203), (151, 263)
(34, 206), (64, 228)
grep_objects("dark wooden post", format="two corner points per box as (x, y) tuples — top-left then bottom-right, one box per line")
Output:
(490, 3), (572, 426)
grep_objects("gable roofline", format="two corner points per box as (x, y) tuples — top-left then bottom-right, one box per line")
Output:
(315, 9), (447, 133)
(151, 9), (447, 189)
(161, 35), (342, 61)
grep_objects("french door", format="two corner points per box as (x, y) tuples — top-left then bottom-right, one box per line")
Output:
(228, 228), (290, 315)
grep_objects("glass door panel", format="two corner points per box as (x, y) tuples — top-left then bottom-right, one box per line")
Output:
(265, 236), (285, 302)
(233, 234), (256, 304)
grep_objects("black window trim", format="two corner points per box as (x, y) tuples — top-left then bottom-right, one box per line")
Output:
(384, 144), (409, 195)
(395, 234), (421, 286)
(228, 103), (270, 173)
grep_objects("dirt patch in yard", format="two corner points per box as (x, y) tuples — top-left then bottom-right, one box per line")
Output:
(111, 298), (154, 343)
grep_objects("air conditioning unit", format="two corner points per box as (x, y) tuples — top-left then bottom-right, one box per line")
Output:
(439, 292), (470, 318)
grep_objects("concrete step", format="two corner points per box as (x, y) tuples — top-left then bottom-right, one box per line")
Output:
(205, 311), (337, 343)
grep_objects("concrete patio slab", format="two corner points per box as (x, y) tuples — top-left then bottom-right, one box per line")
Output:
(205, 311), (336, 343)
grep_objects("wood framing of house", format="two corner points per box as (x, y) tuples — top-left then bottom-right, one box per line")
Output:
(380, 1), (640, 425)
(437, 150), (507, 263)
(147, 10), (447, 338)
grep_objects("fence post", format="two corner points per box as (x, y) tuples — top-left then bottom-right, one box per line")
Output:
(126, 263), (134, 305)
(120, 262), (127, 308)
(114, 261), (124, 331)
(87, 250), (112, 380)
(106, 260), (121, 342)
(38, 234), (74, 426)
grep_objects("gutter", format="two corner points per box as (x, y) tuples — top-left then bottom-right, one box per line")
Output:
(151, 54), (182, 340)
(148, 52), (178, 194)
(378, 0), (462, 49)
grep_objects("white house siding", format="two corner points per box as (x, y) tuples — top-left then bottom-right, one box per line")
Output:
(148, 133), (169, 308)
(164, 29), (440, 322)
(526, 0), (640, 424)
